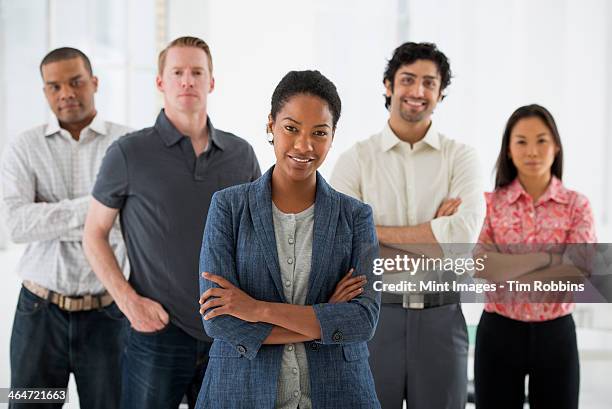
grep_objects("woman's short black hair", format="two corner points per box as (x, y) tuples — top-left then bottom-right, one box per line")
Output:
(270, 70), (341, 129)
(383, 42), (452, 109)
(494, 104), (564, 189)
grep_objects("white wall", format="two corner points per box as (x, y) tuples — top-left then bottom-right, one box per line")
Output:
(203, 0), (400, 177)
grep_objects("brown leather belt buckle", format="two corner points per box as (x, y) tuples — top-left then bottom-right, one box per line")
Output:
(23, 280), (112, 312)
(83, 295), (92, 310)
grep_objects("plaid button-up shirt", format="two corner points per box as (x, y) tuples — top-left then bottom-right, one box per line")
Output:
(1, 115), (131, 295)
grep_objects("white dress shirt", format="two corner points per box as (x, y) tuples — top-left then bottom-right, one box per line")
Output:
(1, 115), (131, 295)
(330, 122), (486, 284)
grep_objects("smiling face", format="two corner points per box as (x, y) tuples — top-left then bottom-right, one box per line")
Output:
(41, 57), (98, 125)
(385, 59), (442, 126)
(508, 116), (560, 181)
(156, 46), (214, 115)
(269, 93), (334, 184)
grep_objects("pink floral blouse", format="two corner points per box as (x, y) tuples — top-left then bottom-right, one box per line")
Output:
(477, 177), (597, 322)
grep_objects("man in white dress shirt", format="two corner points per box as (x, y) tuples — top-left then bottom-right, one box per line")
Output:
(331, 42), (485, 409)
(1, 48), (130, 409)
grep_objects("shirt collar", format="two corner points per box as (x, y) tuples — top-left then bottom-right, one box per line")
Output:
(504, 176), (570, 205)
(44, 113), (107, 138)
(537, 176), (570, 205)
(88, 114), (107, 135)
(504, 179), (526, 204)
(380, 121), (441, 152)
(421, 123), (441, 150)
(154, 109), (225, 150)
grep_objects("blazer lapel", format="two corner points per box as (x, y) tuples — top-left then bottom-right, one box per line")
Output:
(249, 167), (287, 302)
(306, 172), (340, 305)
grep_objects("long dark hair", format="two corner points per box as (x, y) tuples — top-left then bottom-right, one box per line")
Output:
(494, 104), (564, 189)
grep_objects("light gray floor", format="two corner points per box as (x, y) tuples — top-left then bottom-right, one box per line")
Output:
(1, 244), (610, 409)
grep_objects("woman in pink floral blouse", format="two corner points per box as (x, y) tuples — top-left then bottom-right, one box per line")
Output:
(473, 104), (596, 409)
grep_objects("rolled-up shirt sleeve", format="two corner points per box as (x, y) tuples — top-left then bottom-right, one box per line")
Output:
(430, 145), (486, 252)
(199, 191), (273, 360)
(313, 204), (381, 345)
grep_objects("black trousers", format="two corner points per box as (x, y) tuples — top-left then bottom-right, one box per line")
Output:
(474, 311), (579, 409)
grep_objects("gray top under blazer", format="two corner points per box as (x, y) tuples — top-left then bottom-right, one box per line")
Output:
(272, 202), (314, 408)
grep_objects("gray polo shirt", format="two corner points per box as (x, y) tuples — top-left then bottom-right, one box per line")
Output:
(92, 109), (260, 341)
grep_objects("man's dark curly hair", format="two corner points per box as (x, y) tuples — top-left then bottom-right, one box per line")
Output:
(270, 70), (341, 129)
(383, 42), (452, 109)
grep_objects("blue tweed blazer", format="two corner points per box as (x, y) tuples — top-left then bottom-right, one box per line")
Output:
(196, 167), (381, 409)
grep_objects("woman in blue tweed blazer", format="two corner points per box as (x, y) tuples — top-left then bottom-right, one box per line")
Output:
(196, 71), (381, 409)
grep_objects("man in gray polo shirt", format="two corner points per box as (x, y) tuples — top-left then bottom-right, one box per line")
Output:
(83, 37), (260, 408)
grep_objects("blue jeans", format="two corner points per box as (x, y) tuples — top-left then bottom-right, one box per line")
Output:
(121, 321), (211, 409)
(10, 286), (126, 409)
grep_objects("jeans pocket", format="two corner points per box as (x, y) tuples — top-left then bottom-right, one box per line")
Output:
(16, 287), (44, 316)
(131, 321), (171, 337)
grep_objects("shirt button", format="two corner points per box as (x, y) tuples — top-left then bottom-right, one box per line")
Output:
(236, 345), (247, 355)
(288, 237), (294, 245)
(292, 367), (298, 374)
(287, 344), (294, 351)
(285, 280), (291, 287)
(293, 391), (299, 398)
(332, 331), (344, 343)
(287, 258), (294, 265)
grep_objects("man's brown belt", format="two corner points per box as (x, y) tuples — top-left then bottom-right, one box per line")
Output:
(23, 280), (114, 312)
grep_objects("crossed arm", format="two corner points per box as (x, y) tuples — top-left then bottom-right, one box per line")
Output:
(331, 146), (486, 259)
(199, 269), (366, 344)
(474, 246), (588, 284)
(376, 198), (462, 258)
(474, 196), (596, 284)
(199, 193), (380, 359)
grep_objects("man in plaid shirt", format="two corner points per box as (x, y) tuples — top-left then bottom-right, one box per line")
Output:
(1, 47), (131, 409)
